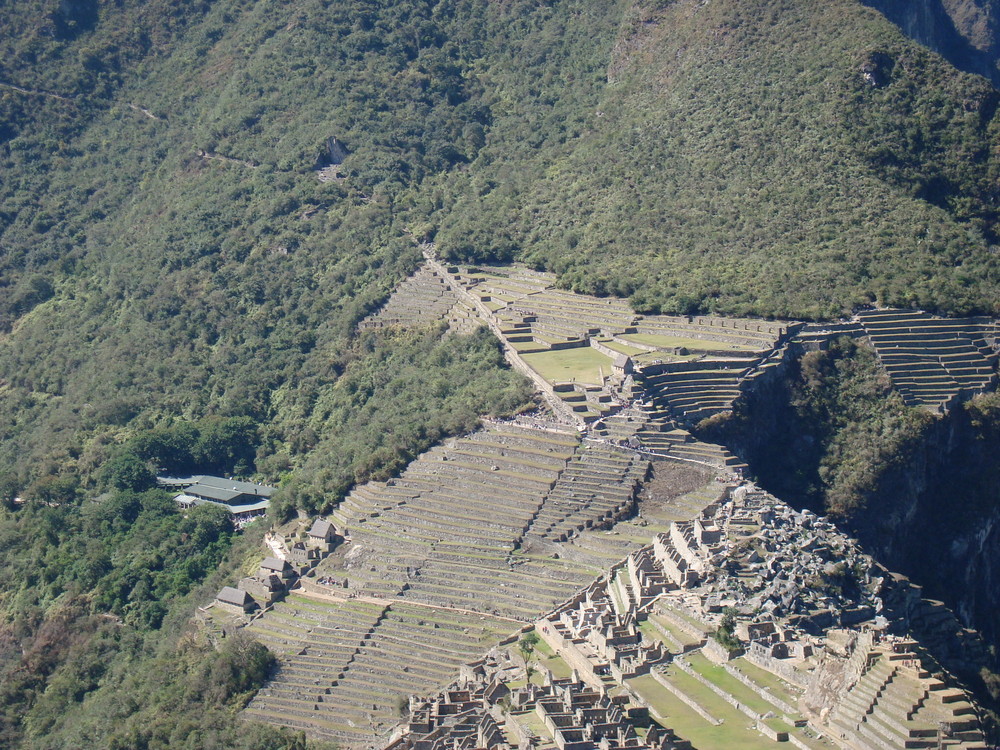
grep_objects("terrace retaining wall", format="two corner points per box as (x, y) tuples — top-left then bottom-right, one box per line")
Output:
(424, 254), (581, 426)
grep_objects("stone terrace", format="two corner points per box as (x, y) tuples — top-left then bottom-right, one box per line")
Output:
(244, 422), (730, 746)
(634, 314), (787, 352)
(246, 594), (513, 746)
(623, 319), (788, 428)
(359, 264), (477, 333)
(638, 362), (750, 425)
(245, 595), (390, 740)
(522, 440), (650, 544)
(328, 425), (615, 619)
(827, 644), (987, 750)
(590, 406), (748, 474)
(856, 309), (998, 410)
(453, 266), (636, 350)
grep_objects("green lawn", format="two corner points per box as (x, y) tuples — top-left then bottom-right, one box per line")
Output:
(731, 658), (804, 707)
(655, 601), (710, 635)
(597, 338), (646, 356)
(621, 333), (757, 351)
(628, 675), (784, 750)
(521, 347), (614, 385)
(638, 618), (665, 643)
(686, 651), (789, 716)
(514, 709), (556, 745)
(537, 653), (573, 679)
(646, 614), (704, 649)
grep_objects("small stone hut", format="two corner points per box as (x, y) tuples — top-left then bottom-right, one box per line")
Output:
(215, 586), (257, 614)
(259, 556), (294, 580)
(307, 519), (339, 551)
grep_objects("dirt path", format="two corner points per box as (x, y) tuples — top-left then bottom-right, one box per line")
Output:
(129, 103), (161, 120)
(0, 81), (76, 104)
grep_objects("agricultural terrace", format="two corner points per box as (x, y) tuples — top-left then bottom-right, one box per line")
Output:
(521, 348), (614, 386)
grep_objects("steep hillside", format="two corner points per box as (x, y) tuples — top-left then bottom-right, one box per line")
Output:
(2, 0), (999, 481)
(864, 0), (1000, 82)
(1, 0), (1000, 746)
(0, 0), (531, 489)
(715, 338), (1000, 673)
(434, 0), (1000, 319)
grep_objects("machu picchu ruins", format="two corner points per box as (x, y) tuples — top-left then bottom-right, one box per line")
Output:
(201, 259), (1000, 750)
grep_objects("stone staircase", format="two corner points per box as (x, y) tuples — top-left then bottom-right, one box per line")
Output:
(827, 647), (988, 750)
(856, 309), (998, 411)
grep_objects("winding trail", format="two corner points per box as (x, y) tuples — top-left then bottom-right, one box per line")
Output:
(0, 81), (76, 104)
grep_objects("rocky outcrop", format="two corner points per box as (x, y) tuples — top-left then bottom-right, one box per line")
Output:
(721, 344), (1000, 665)
(853, 408), (1000, 655)
(863, 0), (1000, 83)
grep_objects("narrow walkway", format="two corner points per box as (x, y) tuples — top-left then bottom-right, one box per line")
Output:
(0, 80), (76, 103)
(295, 581), (525, 625)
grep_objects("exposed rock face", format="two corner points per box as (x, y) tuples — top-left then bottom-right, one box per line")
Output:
(726, 350), (1000, 659)
(861, 411), (1000, 654)
(861, 50), (895, 86)
(863, 0), (1000, 83)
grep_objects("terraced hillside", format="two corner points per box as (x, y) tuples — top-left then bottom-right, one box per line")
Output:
(522, 439), (650, 544)
(376, 263), (1000, 430)
(826, 644), (987, 750)
(239, 269), (1000, 748)
(628, 632), (836, 749)
(631, 318), (792, 427)
(433, 259), (795, 426)
(239, 422), (728, 745)
(358, 264), (478, 334)
(325, 424), (595, 617)
(245, 595), (513, 745)
(857, 309), (999, 410)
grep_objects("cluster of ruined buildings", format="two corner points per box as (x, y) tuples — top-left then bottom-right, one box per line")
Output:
(646, 485), (883, 636)
(215, 519), (340, 614)
(213, 259), (999, 748)
(389, 654), (692, 750)
(536, 482), (923, 686)
(385, 484), (989, 750)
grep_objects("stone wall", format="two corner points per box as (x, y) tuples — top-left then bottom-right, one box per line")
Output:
(424, 253), (581, 425)
(744, 648), (809, 689)
(721, 663), (799, 716)
(650, 668), (722, 725)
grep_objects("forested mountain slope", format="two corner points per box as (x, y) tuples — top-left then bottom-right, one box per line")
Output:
(432, 0), (1000, 319)
(0, 0), (999, 747)
(864, 0), (1000, 82)
(1, 0), (999, 483)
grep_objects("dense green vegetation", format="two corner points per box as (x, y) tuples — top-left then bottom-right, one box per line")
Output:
(0, 493), (325, 748)
(431, 0), (1000, 319)
(0, 0), (997, 496)
(268, 327), (535, 515)
(1, 0), (998, 478)
(715, 337), (932, 516)
(1, 0), (999, 745)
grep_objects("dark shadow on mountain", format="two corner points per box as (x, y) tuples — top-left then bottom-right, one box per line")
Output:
(863, 0), (999, 85)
